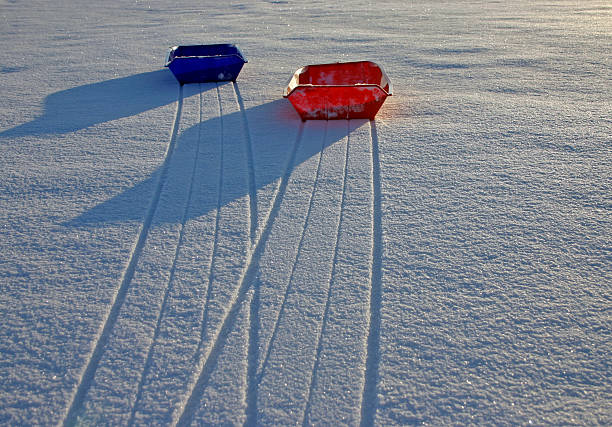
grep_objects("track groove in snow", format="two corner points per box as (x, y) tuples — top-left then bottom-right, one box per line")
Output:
(245, 121), (305, 426)
(65, 84), (209, 425)
(126, 85), (204, 427)
(255, 121), (350, 424)
(361, 119), (383, 427)
(255, 123), (328, 387)
(246, 268), (261, 426)
(232, 82), (258, 245)
(174, 119), (305, 427)
(298, 120), (374, 425)
(176, 81), (253, 426)
(302, 120), (351, 426)
(194, 84), (225, 365)
(61, 85), (184, 427)
(127, 83), (223, 425)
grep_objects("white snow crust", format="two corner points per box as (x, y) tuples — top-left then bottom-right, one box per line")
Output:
(0, 0), (610, 425)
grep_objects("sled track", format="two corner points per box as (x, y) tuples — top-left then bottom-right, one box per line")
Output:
(360, 119), (383, 426)
(253, 123), (327, 388)
(61, 85), (184, 427)
(61, 96), (380, 425)
(175, 122), (305, 427)
(245, 120), (311, 426)
(233, 81), (258, 245)
(302, 120), (350, 426)
(126, 86), (204, 427)
(194, 84), (225, 364)
(245, 268), (261, 426)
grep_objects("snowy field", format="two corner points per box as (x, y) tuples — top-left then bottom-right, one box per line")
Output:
(1, 0), (610, 425)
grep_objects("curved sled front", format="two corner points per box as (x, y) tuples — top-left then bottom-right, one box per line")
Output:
(165, 44), (248, 84)
(283, 61), (392, 120)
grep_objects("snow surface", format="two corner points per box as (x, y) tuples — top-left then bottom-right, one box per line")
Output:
(1, 0), (611, 425)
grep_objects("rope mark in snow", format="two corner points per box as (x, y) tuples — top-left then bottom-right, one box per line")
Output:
(176, 122), (305, 427)
(360, 119), (383, 427)
(62, 85), (184, 427)
(126, 86), (204, 427)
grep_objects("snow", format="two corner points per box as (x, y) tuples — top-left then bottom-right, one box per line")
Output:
(1, 0), (610, 425)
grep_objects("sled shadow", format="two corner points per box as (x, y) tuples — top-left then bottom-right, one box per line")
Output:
(0, 69), (184, 138)
(64, 98), (363, 227)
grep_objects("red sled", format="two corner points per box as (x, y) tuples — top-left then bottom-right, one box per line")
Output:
(283, 61), (392, 121)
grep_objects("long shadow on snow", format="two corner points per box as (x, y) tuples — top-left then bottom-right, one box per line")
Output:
(0, 69), (177, 137)
(64, 96), (358, 227)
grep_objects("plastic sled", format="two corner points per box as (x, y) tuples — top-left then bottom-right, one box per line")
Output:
(283, 61), (392, 120)
(165, 44), (247, 84)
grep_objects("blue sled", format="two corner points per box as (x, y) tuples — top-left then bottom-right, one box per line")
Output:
(165, 44), (248, 84)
